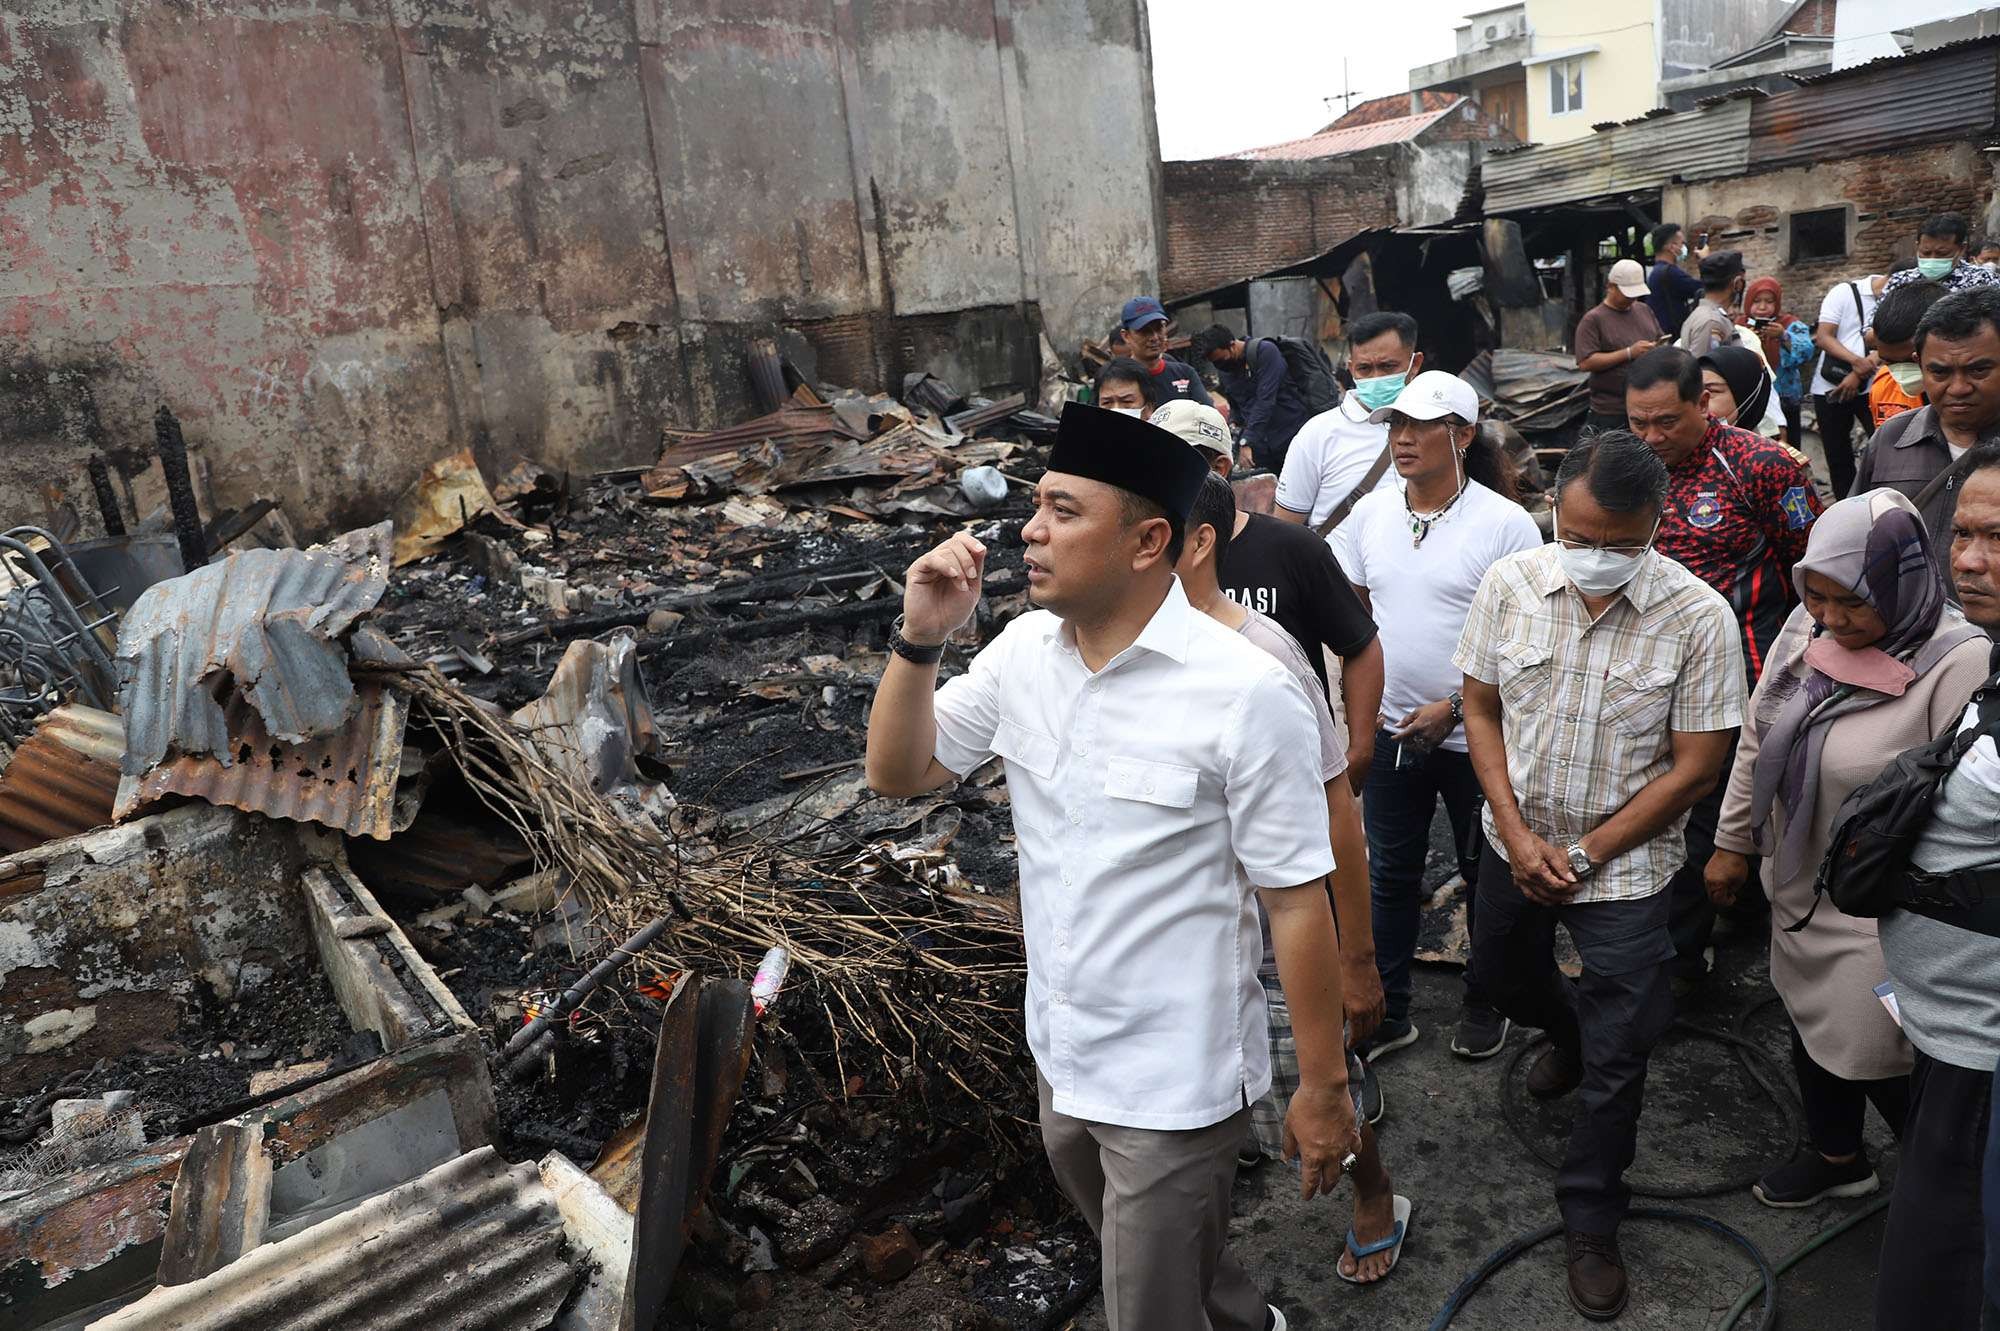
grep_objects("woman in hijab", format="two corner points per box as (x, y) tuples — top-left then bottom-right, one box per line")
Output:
(1707, 490), (1991, 1208)
(1738, 276), (1816, 444)
(1699, 344), (1778, 438)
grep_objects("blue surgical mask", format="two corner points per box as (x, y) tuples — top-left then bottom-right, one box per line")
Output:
(1352, 361), (1412, 411)
(1917, 257), (1956, 281)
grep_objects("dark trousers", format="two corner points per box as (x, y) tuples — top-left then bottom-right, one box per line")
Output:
(1364, 730), (1487, 1027)
(1665, 733), (1740, 982)
(1878, 1049), (1994, 1331)
(1470, 847), (1675, 1234)
(1780, 395), (1804, 449)
(1986, 1053), (2000, 1326)
(1791, 1026), (1908, 1158)
(1814, 391), (1873, 499)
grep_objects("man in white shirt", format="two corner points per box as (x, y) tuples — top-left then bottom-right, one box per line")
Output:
(865, 403), (1358, 1331)
(1332, 371), (1543, 1067)
(1273, 312), (1422, 534)
(1811, 272), (1888, 497)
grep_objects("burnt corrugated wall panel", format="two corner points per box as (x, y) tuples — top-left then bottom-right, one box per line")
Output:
(1750, 43), (2000, 170)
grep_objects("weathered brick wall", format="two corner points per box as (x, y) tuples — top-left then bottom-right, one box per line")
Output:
(1673, 140), (1995, 311)
(1161, 154), (1401, 300)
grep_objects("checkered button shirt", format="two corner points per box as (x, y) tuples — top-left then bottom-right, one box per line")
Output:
(1453, 546), (1748, 903)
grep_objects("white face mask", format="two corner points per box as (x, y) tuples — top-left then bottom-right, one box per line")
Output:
(1110, 406), (1143, 418)
(1554, 516), (1658, 595)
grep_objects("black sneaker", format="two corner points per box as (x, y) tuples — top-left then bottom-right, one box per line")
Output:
(1362, 1018), (1419, 1062)
(1450, 1005), (1512, 1060)
(1752, 1148), (1879, 1208)
(1238, 1141), (1266, 1170)
(1354, 1056), (1385, 1125)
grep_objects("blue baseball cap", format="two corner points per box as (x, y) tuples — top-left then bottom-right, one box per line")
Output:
(1119, 296), (1169, 331)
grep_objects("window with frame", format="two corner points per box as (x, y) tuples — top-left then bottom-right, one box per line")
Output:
(1789, 207), (1848, 262)
(1548, 58), (1584, 115)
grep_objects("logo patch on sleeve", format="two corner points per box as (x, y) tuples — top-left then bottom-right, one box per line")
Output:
(1780, 486), (1814, 529)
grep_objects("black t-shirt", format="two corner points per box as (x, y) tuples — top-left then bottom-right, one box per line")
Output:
(1143, 356), (1214, 408)
(1217, 512), (1376, 694)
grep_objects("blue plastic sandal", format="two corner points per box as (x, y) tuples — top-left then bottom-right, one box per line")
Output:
(1336, 1194), (1412, 1285)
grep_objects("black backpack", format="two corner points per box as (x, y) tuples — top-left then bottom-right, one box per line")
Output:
(1808, 679), (2000, 933)
(1265, 336), (1342, 415)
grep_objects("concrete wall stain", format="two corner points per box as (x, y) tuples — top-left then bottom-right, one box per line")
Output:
(2, 0), (1161, 537)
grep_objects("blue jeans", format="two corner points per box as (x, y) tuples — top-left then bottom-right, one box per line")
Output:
(1363, 728), (1489, 1029)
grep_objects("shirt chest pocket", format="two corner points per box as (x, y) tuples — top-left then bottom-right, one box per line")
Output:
(991, 717), (1061, 833)
(1496, 639), (1555, 715)
(1602, 660), (1678, 737)
(1090, 756), (1201, 866)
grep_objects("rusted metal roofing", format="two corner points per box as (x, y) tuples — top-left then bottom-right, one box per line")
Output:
(115, 680), (411, 840)
(1751, 40), (2000, 169)
(0, 705), (121, 852)
(116, 524), (393, 775)
(1788, 31), (2000, 82)
(91, 1146), (578, 1331)
(1232, 99), (1466, 161)
(1482, 95), (1755, 213)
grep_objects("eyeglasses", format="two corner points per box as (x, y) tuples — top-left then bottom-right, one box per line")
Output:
(1554, 535), (1653, 558)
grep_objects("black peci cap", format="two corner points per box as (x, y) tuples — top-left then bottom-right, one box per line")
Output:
(1047, 401), (1208, 527)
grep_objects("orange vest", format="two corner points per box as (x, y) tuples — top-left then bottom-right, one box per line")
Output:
(1868, 372), (1923, 428)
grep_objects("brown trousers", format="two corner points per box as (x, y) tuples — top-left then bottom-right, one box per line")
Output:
(1037, 1075), (1267, 1331)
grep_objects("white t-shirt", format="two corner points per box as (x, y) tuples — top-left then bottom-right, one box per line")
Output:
(1810, 276), (1883, 396)
(1331, 479), (1543, 752)
(1274, 395), (1393, 528)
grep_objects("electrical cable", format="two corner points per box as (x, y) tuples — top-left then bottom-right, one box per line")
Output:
(1715, 1193), (1892, 1331)
(1428, 1207), (1780, 1331)
(1498, 993), (1803, 1198)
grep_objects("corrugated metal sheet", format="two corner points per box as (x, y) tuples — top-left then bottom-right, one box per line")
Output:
(1233, 99), (1465, 160)
(1483, 96), (1755, 213)
(115, 680), (410, 840)
(1751, 41), (1999, 170)
(1789, 32), (2000, 82)
(0, 705), (121, 852)
(90, 1146), (578, 1331)
(117, 524), (393, 775)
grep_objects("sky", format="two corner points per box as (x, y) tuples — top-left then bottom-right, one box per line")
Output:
(1146, 0), (1473, 160)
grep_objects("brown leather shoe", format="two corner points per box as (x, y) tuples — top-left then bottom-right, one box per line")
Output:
(1527, 1043), (1584, 1100)
(1565, 1229), (1629, 1321)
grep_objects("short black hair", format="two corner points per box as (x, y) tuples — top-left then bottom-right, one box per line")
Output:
(1920, 211), (1970, 246)
(1187, 472), (1237, 565)
(1555, 430), (1670, 515)
(1649, 222), (1682, 252)
(1873, 281), (1947, 346)
(1188, 323), (1240, 361)
(1117, 490), (1185, 566)
(1348, 311), (1419, 350)
(1699, 250), (1744, 291)
(1976, 235), (2000, 254)
(1626, 345), (1704, 403)
(1095, 356), (1159, 404)
(1916, 286), (2000, 356)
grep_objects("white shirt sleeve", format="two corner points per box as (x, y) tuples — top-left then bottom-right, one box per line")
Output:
(1816, 284), (1845, 330)
(1495, 502), (1544, 561)
(1328, 502), (1367, 586)
(931, 624), (1016, 777)
(1222, 666), (1338, 888)
(1274, 425), (1321, 516)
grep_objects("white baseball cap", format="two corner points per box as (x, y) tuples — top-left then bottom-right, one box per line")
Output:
(1608, 257), (1650, 299)
(1149, 399), (1232, 456)
(1366, 370), (1480, 424)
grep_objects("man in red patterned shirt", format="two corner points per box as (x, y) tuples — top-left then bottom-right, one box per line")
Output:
(1624, 346), (1823, 994)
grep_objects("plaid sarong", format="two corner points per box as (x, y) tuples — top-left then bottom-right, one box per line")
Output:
(1249, 966), (1366, 1160)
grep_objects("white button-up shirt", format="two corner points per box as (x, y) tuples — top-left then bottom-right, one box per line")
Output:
(933, 579), (1335, 1129)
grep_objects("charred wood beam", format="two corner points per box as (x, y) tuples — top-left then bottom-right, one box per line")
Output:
(86, 455), (126, 537)
(157, 1120), (272, 1286)
(154, 407), (209, 572)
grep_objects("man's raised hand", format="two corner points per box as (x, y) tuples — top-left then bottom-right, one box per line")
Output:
(902, 532), (987, 645)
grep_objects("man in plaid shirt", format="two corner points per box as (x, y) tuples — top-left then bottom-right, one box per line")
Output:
(1455, 431), (1747, 1321)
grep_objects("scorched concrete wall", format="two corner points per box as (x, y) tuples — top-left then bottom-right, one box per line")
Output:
(0, 0), (1161, 537)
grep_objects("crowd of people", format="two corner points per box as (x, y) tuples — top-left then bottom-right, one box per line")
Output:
(864, 214), (2000, 1331)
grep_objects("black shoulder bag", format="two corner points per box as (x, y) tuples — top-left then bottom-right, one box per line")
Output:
(1807, 681), (2000, 933)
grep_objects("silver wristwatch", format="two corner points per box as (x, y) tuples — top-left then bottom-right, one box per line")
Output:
(1566, 843), (1595, 880)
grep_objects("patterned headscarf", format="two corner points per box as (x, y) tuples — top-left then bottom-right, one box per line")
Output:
(1748, 489), (1979, 881)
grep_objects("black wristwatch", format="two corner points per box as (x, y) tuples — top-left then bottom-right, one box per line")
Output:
(1449, 690), (1464, 725)
(889, 616), (945, 665)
